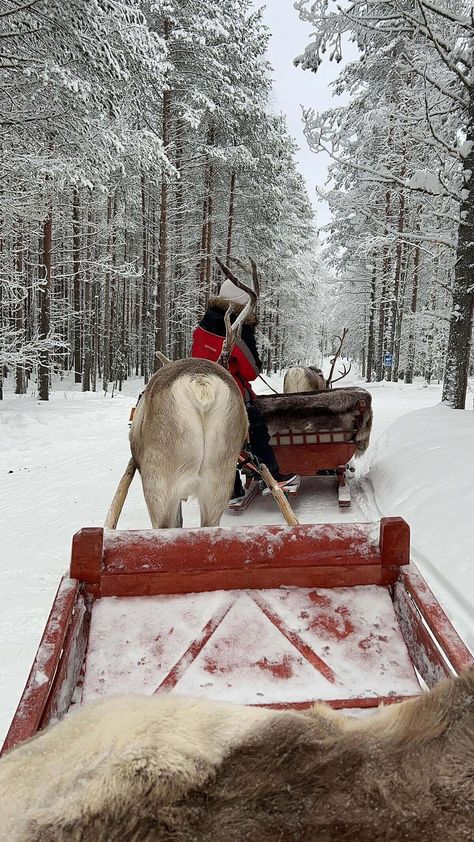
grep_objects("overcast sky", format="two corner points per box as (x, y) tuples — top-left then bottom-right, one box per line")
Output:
(250, 0), (342, 229)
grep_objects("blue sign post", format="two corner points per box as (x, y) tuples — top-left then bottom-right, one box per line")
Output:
(383, 353), (393, 368)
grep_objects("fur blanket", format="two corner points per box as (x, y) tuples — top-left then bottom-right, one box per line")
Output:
(1, 668), (473, 841)
(256, 386), (373, 455)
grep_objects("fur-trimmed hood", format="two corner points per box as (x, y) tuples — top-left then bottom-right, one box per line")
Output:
(208, 296), (259, 326)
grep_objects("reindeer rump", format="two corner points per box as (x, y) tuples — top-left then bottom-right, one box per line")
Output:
(256, 386), (373, 455)
(1, 668), (473, 841)
(130, 359), (248, 527)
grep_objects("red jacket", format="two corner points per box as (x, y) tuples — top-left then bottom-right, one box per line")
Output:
(191, 325), (260, 400)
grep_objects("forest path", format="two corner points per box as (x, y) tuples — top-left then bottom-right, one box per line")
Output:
(0, 373), (443, 742)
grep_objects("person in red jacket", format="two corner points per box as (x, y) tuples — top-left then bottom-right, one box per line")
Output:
(191, 277), (297, 501)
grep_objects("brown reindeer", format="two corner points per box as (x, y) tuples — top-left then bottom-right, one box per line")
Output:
(129, 264), (258, 528)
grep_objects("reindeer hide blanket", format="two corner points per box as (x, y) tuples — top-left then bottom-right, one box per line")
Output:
(0, 668), (473, 841)
(255, 386), (373, 455)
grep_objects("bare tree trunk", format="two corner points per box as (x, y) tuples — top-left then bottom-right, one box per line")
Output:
(154, 17), (171, 368)
(82, 206), (93, 392)
(205, 124), (215, 292)
(442, 109), (474, 408)
(366, 258), (376, 382)
(72, 188), (81, 383)
(404, 242), (420, 385)
(388, 190), (405, 381)
(226, 170), (236, 263)
(15, 232), (26, 394)
(102, 194), (114, 393)
(38, 208), (52, 401)
(376, 190), (391, 380)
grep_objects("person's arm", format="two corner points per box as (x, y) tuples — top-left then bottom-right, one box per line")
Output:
(240, 325), (262, 373)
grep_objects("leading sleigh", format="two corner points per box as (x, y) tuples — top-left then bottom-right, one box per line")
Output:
(230, 385), (373, 510)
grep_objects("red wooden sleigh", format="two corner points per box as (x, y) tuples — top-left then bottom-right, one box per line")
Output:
(2, 517), (472, 756)
(230, 391), (370, 511)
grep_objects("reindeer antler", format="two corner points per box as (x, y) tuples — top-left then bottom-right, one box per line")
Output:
(215, 256), (259, 370)
(326, 328), (349, 388)
(330, 361), (352, 385)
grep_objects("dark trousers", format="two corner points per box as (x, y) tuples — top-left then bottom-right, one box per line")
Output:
(245, 400), (280, 475)
(232, 401), (282, 498)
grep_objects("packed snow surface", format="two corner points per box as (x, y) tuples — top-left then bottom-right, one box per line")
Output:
(0, 370), (472, 741)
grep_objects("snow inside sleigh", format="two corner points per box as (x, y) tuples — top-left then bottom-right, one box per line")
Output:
(3, 516), (472, 757)
(233, 386), (373, 510)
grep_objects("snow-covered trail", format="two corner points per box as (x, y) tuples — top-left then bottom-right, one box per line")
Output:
(0, 373), (445, 742)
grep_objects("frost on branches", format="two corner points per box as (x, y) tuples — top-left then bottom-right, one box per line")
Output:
(296, 0), (474, 407)
(0, 0), (318, 399)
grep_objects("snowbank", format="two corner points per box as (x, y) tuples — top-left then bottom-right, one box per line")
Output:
(368, 403), (474, 652)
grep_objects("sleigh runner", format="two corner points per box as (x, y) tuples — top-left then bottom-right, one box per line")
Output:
(3, 516), (472, 755)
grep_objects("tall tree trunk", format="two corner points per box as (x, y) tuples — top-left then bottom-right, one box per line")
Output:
(205, 124), (215, 292)
(82, 206), (93, 392)
(388, 190), (405, 380)
(226, 170), (236, 263)
(38, 208), (52, 401)
(15, 232), (26, 394)
(442, 108), (474, 408)
(72, 188), (81, 383)
(154, 17), (171, 368)
(366, 258), (376, 382)
(404, 242), (420, 384)
(102, 194), (114, 393)
(376, 190), (391, 380)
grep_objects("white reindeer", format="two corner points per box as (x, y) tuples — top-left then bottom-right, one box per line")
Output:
(129, 261), (258, 528)
(283, 365), (326, 393)
(283, 329), (352, 393)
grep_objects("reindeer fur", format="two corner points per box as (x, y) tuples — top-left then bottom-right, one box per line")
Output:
(129, 359), (248, 527)
(1, 668), (473, 841)
(283, 365), (326, 393)
(256, 386), (373, 455)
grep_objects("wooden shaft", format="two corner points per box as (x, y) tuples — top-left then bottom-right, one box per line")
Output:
(259, 464), (299, 526)
(156, 350), (172, 366)
(104, 458), (136, 529)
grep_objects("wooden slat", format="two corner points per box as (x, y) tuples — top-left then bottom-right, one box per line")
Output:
(1, 579), (79, 755)
(103, 523), (380, 575)
(400, 565), (473, 676)
(100, 564), (391, 597)
(39, 596), (90, 729)
(273, 442), (358, 475)
(260, 694), (416, 711)
(393, 581), (453, 688)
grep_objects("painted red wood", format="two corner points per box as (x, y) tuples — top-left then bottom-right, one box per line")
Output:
(252, 594), (337, 684)
(380, 517), (410, 569)
(273, 442), (358, 475)
(70, 527), (103, 595)
(393, 581), (452, 688)
(1, 579), (80, 755)
(400, 565), (473, 675)
(39, 595), (90, 729)
(103, 524), (380, 574)
(156, 602), (234, 692)
(100, 564), (393, 597)
(260, 694), (416, 711)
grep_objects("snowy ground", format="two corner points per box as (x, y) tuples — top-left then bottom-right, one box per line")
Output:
(0, 368), (472, 742)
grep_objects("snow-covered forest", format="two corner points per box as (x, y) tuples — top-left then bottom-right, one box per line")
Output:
(0, 0), (322, 402)
(1, 0), (473, 407)
(296, 0), (474, 409)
